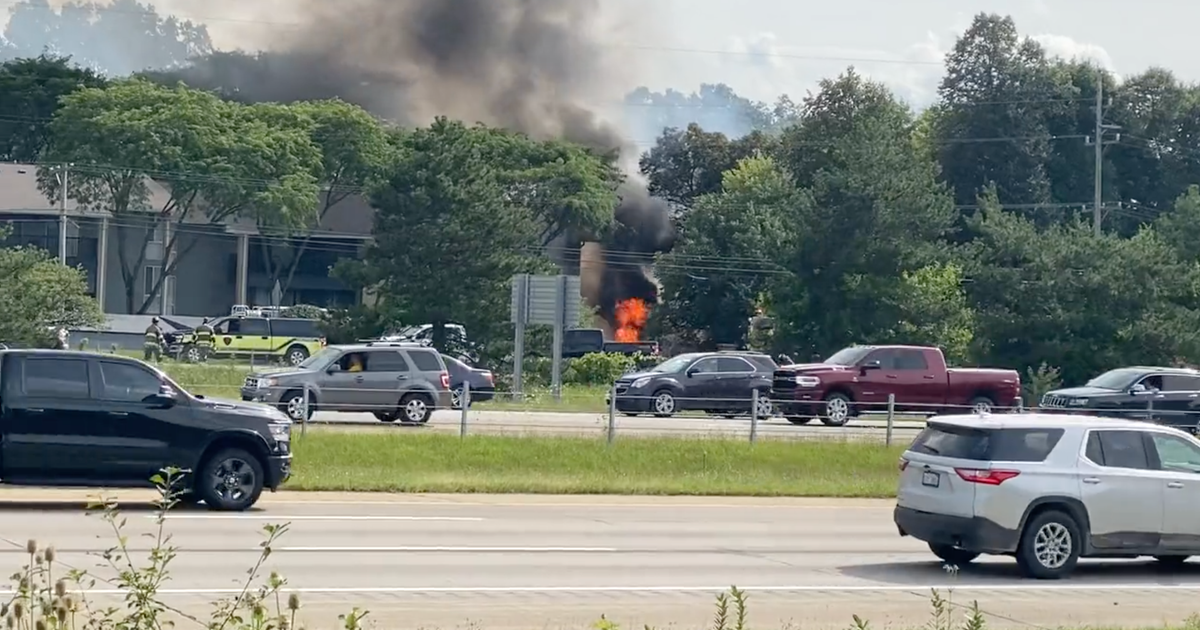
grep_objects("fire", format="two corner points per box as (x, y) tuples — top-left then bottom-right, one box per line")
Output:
(614, 298), (649, 342)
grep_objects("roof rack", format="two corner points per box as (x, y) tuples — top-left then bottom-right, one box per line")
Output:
(362, 341), (425, 347)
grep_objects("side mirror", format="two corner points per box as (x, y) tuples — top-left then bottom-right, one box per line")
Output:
(327, 364), (342, 373)
(146, 391), (177, 408)
(861, 360), (882, 372)
(686, 367), (700, 378)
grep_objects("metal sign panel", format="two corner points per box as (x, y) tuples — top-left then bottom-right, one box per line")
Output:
(527, 275), (580, 326)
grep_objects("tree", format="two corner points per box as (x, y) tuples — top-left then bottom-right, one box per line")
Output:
(638, 123), (776, 211)
(962, 190), (1200, 383)
(770, 70), (957, 357)
(344, 119), (615, 355)
(0, 227), (104, 345)
(0, 55), (107, 162)
(891, 263), (976, 364)
(40, 79), (323, 313)
(933, 13), (1069, 210)
(3, 0), (212, 75)
(656, 155), (802, 347)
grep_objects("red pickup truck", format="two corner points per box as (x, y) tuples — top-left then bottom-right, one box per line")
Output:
(770, 345), (1022, 426)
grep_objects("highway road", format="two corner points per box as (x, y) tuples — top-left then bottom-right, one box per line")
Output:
(307, 409), (931, 441)
(0, 489), (1197, 629)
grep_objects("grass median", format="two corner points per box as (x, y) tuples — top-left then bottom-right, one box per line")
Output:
(286, 431), (905, 496)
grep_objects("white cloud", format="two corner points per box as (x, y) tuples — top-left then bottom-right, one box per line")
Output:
(1032, 33), (1117, 75)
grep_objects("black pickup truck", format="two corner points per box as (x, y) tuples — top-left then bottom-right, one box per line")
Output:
(1040, 366), (1200, 431)
(562, 328), (659, 358)
(0, 349), (293, 509)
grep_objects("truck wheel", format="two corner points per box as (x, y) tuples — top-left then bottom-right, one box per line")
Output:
(651, 390), (677, 418)
(969, 396), (995, 414)
(197, 447), (265, 512)
(286, 345), (310, 366)
(1015, 510), (1081, 579)
(820, 393), (853, 426)
(786, 416), (813, 425)
(400, 393), (434, 424)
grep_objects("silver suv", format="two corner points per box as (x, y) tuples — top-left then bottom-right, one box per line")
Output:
(240, 342), (451, 424)
(896, 412), (1200, 579)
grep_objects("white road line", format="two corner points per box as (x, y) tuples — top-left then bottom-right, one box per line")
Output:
(147, 515), (484, 521)
(3, 584), (1198, 595)
(274, 546), (618, 552)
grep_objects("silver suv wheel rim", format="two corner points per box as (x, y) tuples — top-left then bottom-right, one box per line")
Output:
(755, 396), (772, 418)
(187, 347), (200, 362)
(1034, 522), (1072, 569)
(405, 399), (427, 422)
(451, 388), (463, 408)
(827, 398), (849, 422)
(654, 393), (675, 414)
(289, 351), (306, 365)
(972, 400), (992, 413)
(286, 396), (305, 420)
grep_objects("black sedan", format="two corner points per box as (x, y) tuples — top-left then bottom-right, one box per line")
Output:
(608, 351), (777, 418)
(442, 354), (495, 409)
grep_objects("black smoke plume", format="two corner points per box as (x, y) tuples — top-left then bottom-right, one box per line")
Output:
(148, 0), (676, 333)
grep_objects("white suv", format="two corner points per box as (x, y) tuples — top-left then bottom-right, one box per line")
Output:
(895, 412), (1200, 579)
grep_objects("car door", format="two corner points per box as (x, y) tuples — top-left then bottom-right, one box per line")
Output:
(1145, 431), (1200, 551)
(93, 360), (180, 482)
(1079, 429), (1163, 550)
(1154, 375), (1200, 430)
(358, 349), (411, 412)
(237, 318), (273, 357)
(714, 356), (758, 410)
(1121, 374), (1165, 419)
(890, 349), (939, 412)
(683, 357), (722, 411)
(315, 351), (362, 410)
(2, 355), (106, 480)
(855, 348), (901, 412)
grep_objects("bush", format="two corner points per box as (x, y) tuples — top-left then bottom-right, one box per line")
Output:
(565, 352), (635, 385)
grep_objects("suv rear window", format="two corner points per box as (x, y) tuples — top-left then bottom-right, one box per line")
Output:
(405, 349), (443, 372)
(909, 423), (1064, 462)
(271, 319), (321, 338)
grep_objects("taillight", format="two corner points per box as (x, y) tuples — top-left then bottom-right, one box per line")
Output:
(899, 458), (909, 471)
(440, 371), (450, 389)
(955, 468), (1020, 485)
(483, 371), (494, 384)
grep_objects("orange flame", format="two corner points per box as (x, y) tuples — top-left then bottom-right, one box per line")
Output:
(614, 298), (649, 342)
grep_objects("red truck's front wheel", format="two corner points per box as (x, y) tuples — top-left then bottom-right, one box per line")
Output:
(821, 393), (853, 426)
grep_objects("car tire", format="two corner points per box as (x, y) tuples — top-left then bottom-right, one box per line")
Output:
(450, 386), (465, 410)
(286, 345), (310, 366)
(928, 543), (980, 566)
(969, 395), (995, 414)
(651, 389), (676, 418)
(279, 389), (314, 422)
(1154, 555), (1190, 567)
(197, 447), (265, 512)
(786, 416), (814, 425)
(753, 392), (774, 419)
(183, 345), (202, 363)
(820, 392), (853, 426)
(400, 393), (434, 424)
(1015, 509), (1082, 579)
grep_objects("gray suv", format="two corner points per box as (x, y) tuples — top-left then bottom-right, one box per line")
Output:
(240, 342), (451, 424)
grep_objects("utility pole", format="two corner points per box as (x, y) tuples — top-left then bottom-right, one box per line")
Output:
(56, 164), (69, 264)
(1087, 68), (1121, 236)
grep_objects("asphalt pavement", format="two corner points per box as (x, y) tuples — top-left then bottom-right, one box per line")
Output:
(0, 489), (1196, 629)
(306, 409), (930, 442)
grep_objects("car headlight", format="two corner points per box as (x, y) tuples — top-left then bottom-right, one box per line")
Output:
(269, 423), (290, 441)
(258, 378), (277, 389)
(632, 377), (651, 388)
(1068, 398), (1088, 406)
(795, 376), (821, 387)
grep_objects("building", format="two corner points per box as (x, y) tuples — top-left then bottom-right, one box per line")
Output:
(0, 164), (374, 316)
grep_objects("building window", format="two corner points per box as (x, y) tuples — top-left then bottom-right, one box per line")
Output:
(143, 265), (161, 312)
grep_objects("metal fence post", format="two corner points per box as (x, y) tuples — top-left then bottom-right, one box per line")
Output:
(460, 381), (471, 438)
(1147, 395), (1154, 422)
(607, 385), (617, 445)
(300, 383), (310, 437)
(885, 393), (895, 447)
(749, 389), (760, 444)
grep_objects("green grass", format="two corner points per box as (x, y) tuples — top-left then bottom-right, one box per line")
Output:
(286, 431), (905, 496)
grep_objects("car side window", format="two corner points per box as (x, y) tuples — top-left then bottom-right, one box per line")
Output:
(366, 350), (409, 372)
(240, 318), (270, 336)
(690, 358), (719, 373)
(1150, 433), (1200, 473)
(98, 362), (163, 402)
(1161, 375), (1200, 392)
(716, 357), (753, 373)
(23, 358), (90, 398)
(1137, 375), (1164, 391)
(866, 349), (898, 370)
(405, 350), (442, 372)
(1088, 430), (1152, 470)
(894, 350), (929, 370)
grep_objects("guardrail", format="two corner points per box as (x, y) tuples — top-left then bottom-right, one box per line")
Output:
(172, 382), (1200, 445)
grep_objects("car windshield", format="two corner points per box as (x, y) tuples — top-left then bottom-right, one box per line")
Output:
(297, 346), (340, 370)
(824, 346), (873, 366)
(1085, 368), (1145, 390)
(651, 353), (702, 373)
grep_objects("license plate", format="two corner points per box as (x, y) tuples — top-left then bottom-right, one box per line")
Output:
(922, 471), (940, 487)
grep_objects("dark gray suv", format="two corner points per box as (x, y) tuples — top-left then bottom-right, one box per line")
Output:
(240, 342), (452, 424)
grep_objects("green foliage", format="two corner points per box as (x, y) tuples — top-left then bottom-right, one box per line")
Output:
(0, 237), (104, 346)
(893, 263), (976, 364)
(566, 352), (636, 385)
(0, 55), (108, 162)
